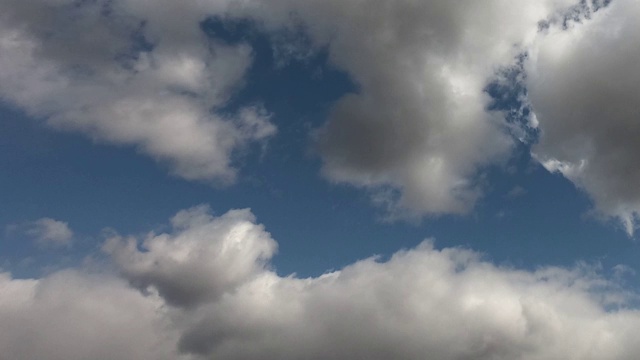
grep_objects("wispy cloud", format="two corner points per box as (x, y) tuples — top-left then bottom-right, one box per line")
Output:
(506, 186), (527, 199)
(7, 218), (74, 248)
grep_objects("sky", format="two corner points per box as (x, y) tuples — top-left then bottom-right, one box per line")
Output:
(1, 0), (640, 359)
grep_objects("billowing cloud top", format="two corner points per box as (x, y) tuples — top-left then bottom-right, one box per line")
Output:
(104, 205), (277, 308)
(2, 205), (640, 359)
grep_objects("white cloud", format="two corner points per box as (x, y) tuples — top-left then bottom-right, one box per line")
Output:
(525, 0), (640, 235)
(103, 205), (277, 308)
(0, 0), (276, 183)
(2, 0), (605, 221)
(2, 205), (640, 359)
(22, 218), (74, 248)
(238, 0), (577, 218)
(0, 271), (186, 360)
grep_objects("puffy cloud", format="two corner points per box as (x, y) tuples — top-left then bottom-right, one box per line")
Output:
(525, 0), (640, 235)
(0, 0), (276, 183)
(0, 271), (187, 360)
(103, 205), (277, 308)
(3, 205), (640, 359)
(240, 0), (577, 218)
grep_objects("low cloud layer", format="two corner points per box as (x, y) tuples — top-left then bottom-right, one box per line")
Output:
(526, 0), (640, 234)
(2, 205), (640, 360)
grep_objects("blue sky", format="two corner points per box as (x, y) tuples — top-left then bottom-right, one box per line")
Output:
(2, 1), (640, 359)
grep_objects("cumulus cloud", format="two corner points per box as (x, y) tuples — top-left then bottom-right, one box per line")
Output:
(0, 271), (185, 360)
(1, 0), (589, 215)
(2, 205), (640, 359)
(0, 0), (276, 183)
(103, 205), (277, 308)
(525, 0), (640, 235)
(238, 0), (578, 218)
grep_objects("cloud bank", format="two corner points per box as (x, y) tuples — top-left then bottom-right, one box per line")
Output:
(525, 0), (640, 234)
(104, 206), (277, 308)
(2, 205), (640, 360)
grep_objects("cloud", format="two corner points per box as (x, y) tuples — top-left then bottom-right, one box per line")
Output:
(0, 0), (276, 183)
(3, 205), (640, 359)
(239, 0), (577, 218)
(525, 0), (640, 235)
(506, 186), (527, 199)
(0, 0), (596, 220)
(103, 205), (277, 308)
(14, 218), (74, 248)
(0, 271), (185, 360)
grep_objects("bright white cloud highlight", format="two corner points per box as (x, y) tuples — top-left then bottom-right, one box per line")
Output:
(0, 0), (276, 183)
(2, 206), (640, 360)
(526, 0), (640, 235)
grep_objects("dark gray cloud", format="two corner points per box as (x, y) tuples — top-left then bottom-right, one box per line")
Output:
(526, 0), (640, 234)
